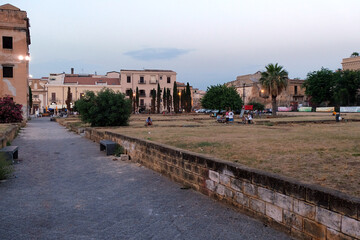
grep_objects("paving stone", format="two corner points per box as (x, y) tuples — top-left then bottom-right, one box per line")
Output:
(0, 118), (291, 240)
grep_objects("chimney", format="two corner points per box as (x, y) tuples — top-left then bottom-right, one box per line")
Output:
(71, 68), (74, 74)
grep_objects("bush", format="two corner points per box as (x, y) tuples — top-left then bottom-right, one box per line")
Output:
(74, 88), (131, 127)
(247, 101), (265, 111)
(0, 97), (23, 123)
(0, 153), (13, 180)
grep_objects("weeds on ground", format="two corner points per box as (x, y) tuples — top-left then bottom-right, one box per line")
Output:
(0, 153), (13, 180)
(114, 144), (125, 157)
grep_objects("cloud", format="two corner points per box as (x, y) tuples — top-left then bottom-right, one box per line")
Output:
(124, 48), (192, 60)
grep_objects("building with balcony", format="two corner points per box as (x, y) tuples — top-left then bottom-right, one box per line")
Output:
(120, 69), (177, 111)
(0, 4), (31, 118)
(29, 77), (48, 114)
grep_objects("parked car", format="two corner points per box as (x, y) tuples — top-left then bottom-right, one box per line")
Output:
(196, 109), (206, 113)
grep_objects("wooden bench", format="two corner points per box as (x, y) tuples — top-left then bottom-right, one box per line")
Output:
(0, 146), (18, 164)
(100, 140), (116, 156)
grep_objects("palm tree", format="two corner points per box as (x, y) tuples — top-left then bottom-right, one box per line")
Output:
(259, 63), (288, 116)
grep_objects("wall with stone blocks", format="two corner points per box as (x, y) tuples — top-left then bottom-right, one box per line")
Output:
(0, 124), (23, 148)
(84, 128), (360, 240)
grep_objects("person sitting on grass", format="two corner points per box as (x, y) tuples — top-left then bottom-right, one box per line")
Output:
(145, 116), (152, 126)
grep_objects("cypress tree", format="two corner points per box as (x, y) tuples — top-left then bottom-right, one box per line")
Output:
(163, 87), (167, 112)
(167, 88), (171, 112)
(185, 82), (192, 112)
(129, 88), (134, 113)
(157, 83), (161, 114)
(135, 87), (139, 112)
(151, 89), (156, 114)
(173, 81), (178, 113)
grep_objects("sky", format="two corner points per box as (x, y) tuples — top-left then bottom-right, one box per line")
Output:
(8, 0), (360, 90)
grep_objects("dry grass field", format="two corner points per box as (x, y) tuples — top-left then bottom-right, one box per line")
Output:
(96, 113), (360, 197)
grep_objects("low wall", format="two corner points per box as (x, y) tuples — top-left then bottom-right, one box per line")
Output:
(84, 127), (360, 240)
(0, 123), (23, 148)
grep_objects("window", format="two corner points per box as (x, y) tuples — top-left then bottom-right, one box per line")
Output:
(3, 66), (13, 78)
(139, 90), (146, 97)
(127, 76), (131, 83)
(150, 89), (156, 96)
(2, 36), (13, 49)
(160, 76), (163, 80)
(139, 76), (144, 83)
(51, 93), (56, 101)
(125, 89), (132, 96)
(140, 99), (144, 106)
(294, 86), (298, 95)
(33, 95), (39, 98)
(167, 77), (171, 83)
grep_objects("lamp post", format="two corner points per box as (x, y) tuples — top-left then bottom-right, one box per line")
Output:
(178, 91), (181, 113)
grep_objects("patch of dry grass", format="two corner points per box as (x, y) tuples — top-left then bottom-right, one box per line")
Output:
(98, 114), (360, 197)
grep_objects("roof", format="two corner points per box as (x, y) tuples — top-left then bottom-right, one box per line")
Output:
(0, 4), (20, 11)
(64, 76), (120, 85)
(121, 69), (175, 73)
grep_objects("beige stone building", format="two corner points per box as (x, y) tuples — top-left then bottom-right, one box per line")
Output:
(226, 72), (308, 109)
(341, 55), (360, 71)
(28, 77), (48, 114)
(0, 4), (31, 118)
(45, 71), (121, 110)
(120, 69), (177, 111)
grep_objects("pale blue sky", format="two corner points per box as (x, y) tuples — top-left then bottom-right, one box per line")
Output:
(8, 0), (360, 90)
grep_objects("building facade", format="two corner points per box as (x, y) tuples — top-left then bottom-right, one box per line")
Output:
(28, 77), (48, 114)
(341, 55), (360, 71)
(120, 69), (177, 111)
(0, 4), (31, 118)
(226, 72), (308, 109)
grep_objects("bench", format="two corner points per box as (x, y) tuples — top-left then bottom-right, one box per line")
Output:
(100, 140), (116, 156)
(0, 146), (18, 164)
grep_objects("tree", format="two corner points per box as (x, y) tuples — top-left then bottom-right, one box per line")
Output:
(65, 87), (72, 111)
(151, 89), (156, 114)
(185, 82), (192, 112)
(156, 83), (161, 114)
(303, 68), (335, 106)
(0, 96), (23, 123)
(163, 87), (167, 112)
(247, 101), (265, 111)
(201, 84), (243, 111)
(167, 88), (172, 112)
(333, 70), (360, 106)
(74, 88), (131, 127)
(173, 81), (179, 113)
(28, 86), (32, 112)
(259, 63), (289, 116)
(135, 87), (139, 112)
(351, 52), (359, 57)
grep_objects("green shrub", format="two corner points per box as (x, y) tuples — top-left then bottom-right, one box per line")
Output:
(247, 101), (265, 111)
(114, 144), (125, 157)
(74, 88), (131, 127)
(0, 153), (13, 180)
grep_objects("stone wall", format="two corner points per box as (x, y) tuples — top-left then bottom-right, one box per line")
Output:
(0, 124), (23, 148)
(84, 128), (360, 240)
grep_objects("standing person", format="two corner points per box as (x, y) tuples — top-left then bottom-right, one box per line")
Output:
(247, 113), (253, 124)
(225, 109), (229, 122)
(228, 109), (234, 123)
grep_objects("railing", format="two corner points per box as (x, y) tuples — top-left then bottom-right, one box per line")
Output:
(138, 80), (146, 84)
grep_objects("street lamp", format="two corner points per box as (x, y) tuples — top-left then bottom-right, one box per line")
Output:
(133, 93), (136, 113)
(178, 91), (181, 112)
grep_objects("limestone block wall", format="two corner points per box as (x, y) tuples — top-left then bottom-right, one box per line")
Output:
(0, 124), (23, 148)
(84, 128), (360, 240)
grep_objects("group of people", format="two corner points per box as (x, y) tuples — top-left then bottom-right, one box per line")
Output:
(216, 109), (234, 123)
(242, 113), (253, 124)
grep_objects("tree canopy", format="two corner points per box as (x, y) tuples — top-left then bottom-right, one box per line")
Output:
(201, 84), (243, 111)
(259, 63), (288, 115)
(303, 68), (360, 106)
(74, 88), (131, 127)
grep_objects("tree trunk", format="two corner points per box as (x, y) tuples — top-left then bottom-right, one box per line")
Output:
(272, 96), (277, 116)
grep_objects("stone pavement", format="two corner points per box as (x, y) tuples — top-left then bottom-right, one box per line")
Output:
(0, 118), (291, 239)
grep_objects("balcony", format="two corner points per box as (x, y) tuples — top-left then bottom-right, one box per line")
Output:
(138, 80), (146, 84)
(139, 93), (146, 97)
(149, 79), (158, 84)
